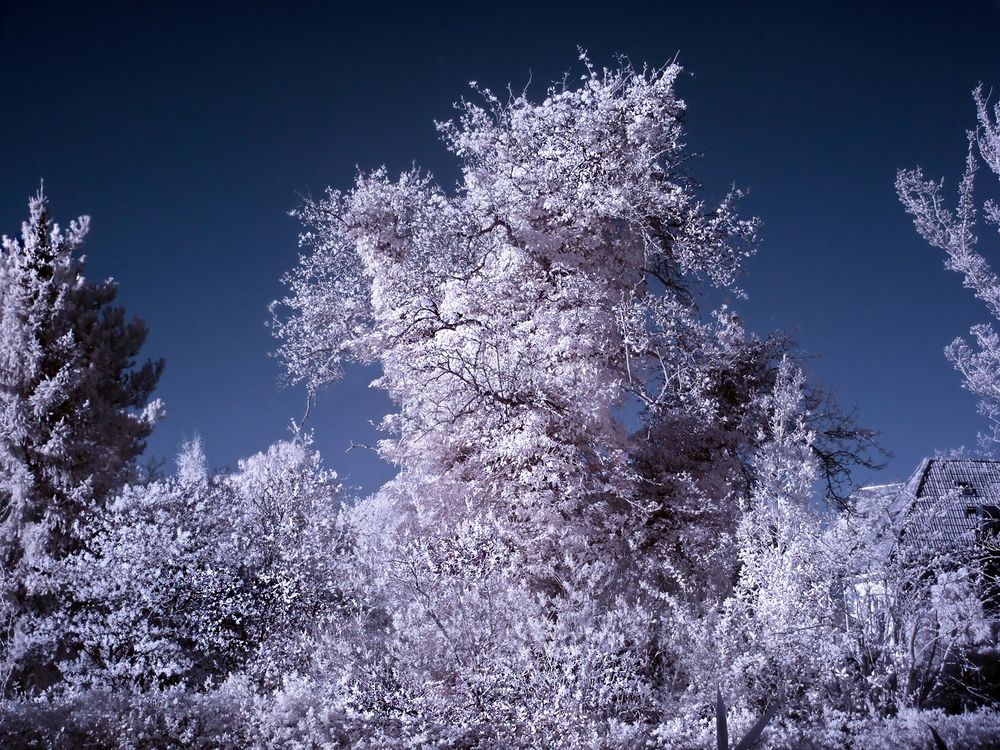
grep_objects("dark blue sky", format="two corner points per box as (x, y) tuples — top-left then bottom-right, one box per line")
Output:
(2, 1), (999, 495)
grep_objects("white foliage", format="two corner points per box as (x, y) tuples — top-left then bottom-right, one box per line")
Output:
(55, 435), (346, 694)
(0, 191), (163, 694)
(898, 87), (1000, 447)
(1, 60), (984, 748)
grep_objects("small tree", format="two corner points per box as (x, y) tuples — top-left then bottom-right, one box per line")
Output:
(897, 86), (1000, 447)
(58, 436), (345, 694)
(833, 492), (997, 716)
(0, 190), (163, 693)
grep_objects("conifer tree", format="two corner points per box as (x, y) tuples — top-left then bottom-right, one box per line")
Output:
(0, 190), (163, 692)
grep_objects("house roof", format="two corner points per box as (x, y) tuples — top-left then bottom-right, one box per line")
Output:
(887, 458), (1000, 551)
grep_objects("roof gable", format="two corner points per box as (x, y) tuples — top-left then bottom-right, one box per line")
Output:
(891, 459), (1000, 550)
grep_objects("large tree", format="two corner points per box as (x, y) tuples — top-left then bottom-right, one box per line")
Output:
(0, 190), (163, 692)
(274, 59), (761, 593)
(270, 58), (868, 744)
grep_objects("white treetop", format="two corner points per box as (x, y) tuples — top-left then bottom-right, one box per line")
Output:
(273, 60), (767, 580)
(898, 87), (1000, 446)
